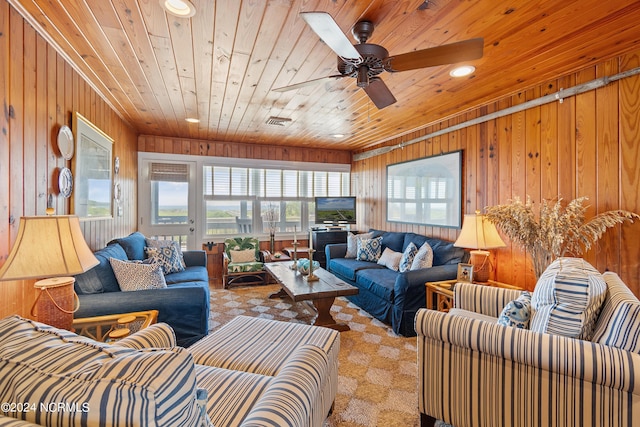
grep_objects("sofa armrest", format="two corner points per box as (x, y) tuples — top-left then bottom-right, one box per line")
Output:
(415, 308), (640, 426)
(325, 243), (347, 265)
(241, 344), (329, 427)
(113, 322), (177, 349)
(453, 282), (524, 318)
(183, 250), (207, 268)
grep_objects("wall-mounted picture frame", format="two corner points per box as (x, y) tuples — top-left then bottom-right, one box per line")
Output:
(72, 112), (113, 219)
(457, 263), (474, 283)
(386, 150), (462, 228)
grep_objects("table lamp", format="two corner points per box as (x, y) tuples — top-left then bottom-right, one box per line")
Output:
(0, 215), (99, 329)
(454, 210), (506, 283)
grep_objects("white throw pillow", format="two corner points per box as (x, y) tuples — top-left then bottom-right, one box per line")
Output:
(377, 247), (402, 271)
(229, 249), (256, 263)
(345, 232), (373, 258)
(529, 257), (607, 340)
(411, 241), (434, 270)
(110, 258), (167, 291)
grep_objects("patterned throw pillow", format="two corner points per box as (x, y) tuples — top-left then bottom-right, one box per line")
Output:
(530, 257), (607, 340)
(356, 237), (382, 262)
(146, 245), (185, 274)
(498, 292), (532, 328)
(345, 232), (373, 258)
(230, 249), (256, 263)
(411, 241), (434, 270)
(377, 247), (402, 271)
(398, 242), (418, 273)
(110, 257), (167, 291)
(146, 239), (186, 268)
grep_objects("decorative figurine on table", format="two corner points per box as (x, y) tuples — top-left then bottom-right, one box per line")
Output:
(304, 249), (319, 282)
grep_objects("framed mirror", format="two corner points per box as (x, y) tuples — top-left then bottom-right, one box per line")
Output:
(72, 112), (113, 219)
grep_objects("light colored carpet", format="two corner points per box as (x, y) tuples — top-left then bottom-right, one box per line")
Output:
(208, 284), (420, 427)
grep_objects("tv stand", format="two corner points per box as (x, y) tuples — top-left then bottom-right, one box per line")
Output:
(311, 229), (348, 268)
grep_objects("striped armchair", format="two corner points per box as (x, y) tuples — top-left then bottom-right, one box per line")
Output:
(416, 272), (640, 427)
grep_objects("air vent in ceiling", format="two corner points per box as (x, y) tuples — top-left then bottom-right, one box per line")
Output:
(266, 116), (292, 126)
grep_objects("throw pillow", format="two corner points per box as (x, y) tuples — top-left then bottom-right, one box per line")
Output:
(110, 257), (167, 291)
(230, 248), (256, 263)
(497, 292), (532, 328)
(146, 238), (186, 268)
(146, 245), (185, 274)
(345, 232), (373, 258)
(357, 237), (382, 262)
(399, 242), (418, 272)
(411, 241), (434, 270)
(529, 257), (607, 340)
(377, 247), (402, 271)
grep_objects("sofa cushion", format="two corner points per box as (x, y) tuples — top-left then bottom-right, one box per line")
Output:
(497, 292), (532, 329)
(411, 241), (434, 270)
(146, 245), (186, 274)
(370, 230), (405, 253)
(0, 316), (206, 427)
(328, 258), (385, 281)
(74, 243), (128, 294)
(378, 247), (402, 271)
(398, 243), (418, 272)
(355, 267), (397, 301)
(357, 237), (382, 262)
(110, 258), (168, 291)
(229, 248), (256, 263)
(164, 266), (209, 285)
(530, 257), (607, 340)
(591, 272), (640, 353)
(345, 232), (373, 258)
(111, 231), (147, 261)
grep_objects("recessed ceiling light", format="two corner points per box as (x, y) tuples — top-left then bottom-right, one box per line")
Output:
(160, 0), (196, 18)
(449, 65), (476, 78)
(185, 117), (200, 123)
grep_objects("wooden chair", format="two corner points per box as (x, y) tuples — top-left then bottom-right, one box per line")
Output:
(235, 216), (252, 233)
(223, 237), (266, 288)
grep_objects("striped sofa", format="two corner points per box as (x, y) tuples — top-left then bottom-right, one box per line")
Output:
(0, 314), (339, 427)
(416, 271), (640, 427)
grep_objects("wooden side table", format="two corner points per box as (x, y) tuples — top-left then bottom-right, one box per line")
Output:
(425, 280), (458, 312)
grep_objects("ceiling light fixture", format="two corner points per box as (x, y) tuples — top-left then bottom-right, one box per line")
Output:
(332, 134), (345, 138)
(449, 65), (476, 78)
(160, 0), (196, 18)
(185, 117), (200, 123)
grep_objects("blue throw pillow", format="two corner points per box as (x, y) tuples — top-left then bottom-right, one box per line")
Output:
(498, 292), (532, 329)
(398, 242), (418, 272)
(114, 232), (147, 261)
(356, 237), (382, 262)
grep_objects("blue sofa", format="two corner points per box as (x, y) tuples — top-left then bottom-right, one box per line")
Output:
(73, 232), (210, 347)
(325, 229), (468, 336)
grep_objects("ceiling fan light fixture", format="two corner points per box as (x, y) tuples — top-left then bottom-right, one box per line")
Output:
(450, 65), (476, 77)
(160, 0), (196, 18)
(357, 66), (369, 88)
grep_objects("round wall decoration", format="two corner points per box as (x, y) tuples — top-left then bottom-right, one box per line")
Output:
(58, 167), (73, 198)
(57, 125), (75, 160)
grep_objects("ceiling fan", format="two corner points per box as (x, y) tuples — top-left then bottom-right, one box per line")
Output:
(274, 12), (484, 109)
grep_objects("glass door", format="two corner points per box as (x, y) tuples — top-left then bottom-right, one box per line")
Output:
(138, 160), (197, 250)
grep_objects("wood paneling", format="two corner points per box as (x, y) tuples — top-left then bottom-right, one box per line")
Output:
(352, 48), (640, 295)
(0, 4), (138, 319)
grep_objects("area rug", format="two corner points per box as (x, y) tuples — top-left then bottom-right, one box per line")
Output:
(208, 284), (420, 427)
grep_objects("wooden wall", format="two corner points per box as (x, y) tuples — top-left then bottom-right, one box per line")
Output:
(0, 1), (138, 319)
(353, 49), (640, 295)
(138, 135), (352, 164)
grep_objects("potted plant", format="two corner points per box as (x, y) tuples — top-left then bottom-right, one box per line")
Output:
(485, 196), (639, 279)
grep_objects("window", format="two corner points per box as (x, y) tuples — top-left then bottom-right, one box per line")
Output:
(203, 166), (350, 235)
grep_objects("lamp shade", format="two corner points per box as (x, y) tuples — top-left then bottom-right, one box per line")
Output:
(0, 215), (99, 281)
(454, 211), (506, 250)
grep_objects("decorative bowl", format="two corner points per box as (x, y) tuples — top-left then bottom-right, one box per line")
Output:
(297, 259), (320, 275)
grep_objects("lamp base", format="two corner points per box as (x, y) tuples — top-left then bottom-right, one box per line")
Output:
(32, 277), (79, 330)
(469, 250), (491, 283)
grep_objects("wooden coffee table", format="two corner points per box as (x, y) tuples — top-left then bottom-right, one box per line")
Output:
(264, 261), (358, 331)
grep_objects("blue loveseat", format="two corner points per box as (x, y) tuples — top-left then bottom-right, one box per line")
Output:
(325, 229), (468, 336)
(73, 232), (210, 347)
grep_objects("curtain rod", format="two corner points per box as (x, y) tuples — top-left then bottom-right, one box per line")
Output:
(354, 66), (640, 161)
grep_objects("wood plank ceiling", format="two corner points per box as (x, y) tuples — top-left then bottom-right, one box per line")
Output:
(9, 0), (640, 152)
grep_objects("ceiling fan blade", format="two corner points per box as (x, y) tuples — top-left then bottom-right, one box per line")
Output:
(273, 75), (345, 92)
(363, 78), (397, 109)
(385, 37), (484, 72)
(300, 12), (362, 63)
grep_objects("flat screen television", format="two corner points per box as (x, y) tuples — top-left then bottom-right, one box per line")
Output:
(314, 197), (356, 225)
